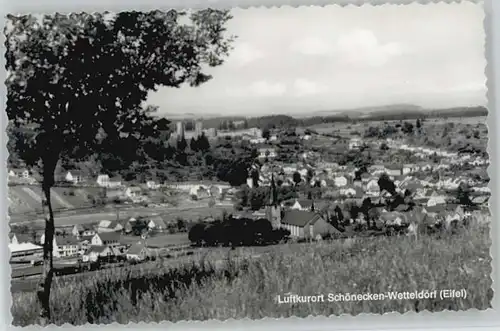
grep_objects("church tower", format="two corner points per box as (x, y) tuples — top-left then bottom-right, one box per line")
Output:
(266, 174), (282, 229)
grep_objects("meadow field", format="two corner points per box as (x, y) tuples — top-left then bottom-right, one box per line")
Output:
(11, 217), (492, 326)
(307, 116), (488, 137)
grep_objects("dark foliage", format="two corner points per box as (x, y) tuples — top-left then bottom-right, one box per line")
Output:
(188, 217), (289, 247)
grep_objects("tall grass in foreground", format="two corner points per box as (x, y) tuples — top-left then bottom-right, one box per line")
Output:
(12, 220), (492, 325)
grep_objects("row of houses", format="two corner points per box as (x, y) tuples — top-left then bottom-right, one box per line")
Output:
(71, 216), (169, 237)
(9, 231), (150, 262)
(236, 192), (477, 241)
(388, 139), (489, 165)
(8, 167), (163, 190)
(164, 181), (233, 200)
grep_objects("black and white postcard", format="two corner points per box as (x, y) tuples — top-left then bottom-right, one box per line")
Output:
(4, 1), (492, 326)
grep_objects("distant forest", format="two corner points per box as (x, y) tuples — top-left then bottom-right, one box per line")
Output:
(177, 106), (488, 131)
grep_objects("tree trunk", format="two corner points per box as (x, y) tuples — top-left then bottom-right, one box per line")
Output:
(37, 155), (58, 325)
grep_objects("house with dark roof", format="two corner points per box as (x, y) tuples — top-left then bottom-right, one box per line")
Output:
(72, 224), (96, 238)
(40, 234), (80, 258)
(125, 186), (142, 199)
(126, 242), (150, 261)
(147, 216), (167, 232)
(65, 170), (85, 185)
(78, 235), (94, 253)
(9, 233), (33, 245)
(122, 218), (137, 234)
(426, 191), (446, 207)
(366, 179), (380, 196)
(83, 245), (114, 262)
(97, 220), (124, 233)
(290, 199), (315, 211)
(189, 185), (210, 200)
(368, 164), (386, 175)
(91, 232), (121, 248)
(280, 210), (339, 239)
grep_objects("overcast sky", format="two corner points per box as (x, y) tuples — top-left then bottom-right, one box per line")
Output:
(146, 2), (486, 117)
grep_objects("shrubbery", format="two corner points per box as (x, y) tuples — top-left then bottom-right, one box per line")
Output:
(188, 217), (290, 247)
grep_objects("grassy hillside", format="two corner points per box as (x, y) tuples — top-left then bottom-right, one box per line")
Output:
(12, 217), (491, 325)
(8, 186), (103, 215)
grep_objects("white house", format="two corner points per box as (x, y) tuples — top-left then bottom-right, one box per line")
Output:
(108, 176), (123, 189)
(402, 164), (417, 175)
(166, 181), (230, 193)
(78, 235), (94, 254)
(126, 243), (150, 261)
(19, 169), (31, 179)
(282, 165), (297, 175)
(334, 176), (348, 187)
(147, 216), (167, 232)
(366, 179), (380, 196)
(290, 199), (314, 211)
(83, 245), (114, 262)
(146, 180), (160, 190)
(126, 242), (150, 261)
(96, 174), (122, 188)
(65, 170), (84, 185)
(96, 174), (110, 187)
(125, 186), (142, 199)
(250, 138), (266, 144)
(91, 232), (121, 248)
(385, 165), (402, 177)
(40, 235), (79, 258)
(419, 164), (433, 172)
(10, 233), (34, 245)
(72, 224), (96, 238)
(380, 212), (404, 226)
(189, 186), (210, 199)
(340, 187), (357, 197)
(348, 138), (362, 150)
(426, 191), (447, 207)
(258, 148), (277, 159)
(369, 165), (386, 176)
(97, 220), (123, 233)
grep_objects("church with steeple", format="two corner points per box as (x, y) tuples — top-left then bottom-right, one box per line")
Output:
(266, 174), (282, 229)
